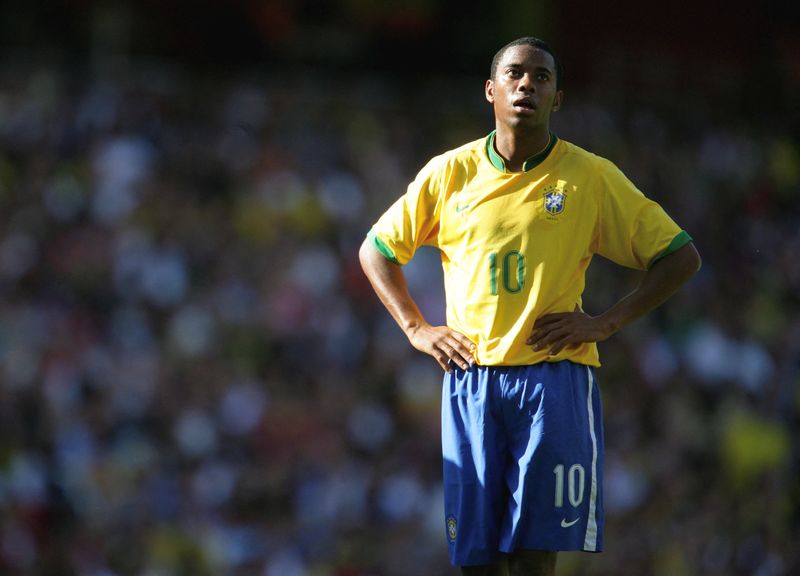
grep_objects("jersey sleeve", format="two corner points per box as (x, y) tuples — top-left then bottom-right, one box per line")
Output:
(595, 158), (691, 270)
(368, 156), (445, 265)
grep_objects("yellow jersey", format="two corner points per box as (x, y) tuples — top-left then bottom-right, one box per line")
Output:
(369, 132), (691, 367)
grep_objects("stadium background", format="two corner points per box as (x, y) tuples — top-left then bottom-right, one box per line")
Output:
(0, 1), (798, 574)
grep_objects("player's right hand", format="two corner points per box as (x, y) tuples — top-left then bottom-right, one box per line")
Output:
(406, 324), (476, 372)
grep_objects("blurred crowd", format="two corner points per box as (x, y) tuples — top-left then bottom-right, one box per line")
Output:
(0, 43), (798, 576)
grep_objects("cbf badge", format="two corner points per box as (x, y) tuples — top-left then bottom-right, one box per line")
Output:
(544, 189), (566, 214)
(540, 181), (570, 221)
(446, 515), (457, 542)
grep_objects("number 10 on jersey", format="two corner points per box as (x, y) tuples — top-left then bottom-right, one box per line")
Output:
(489, 250), (526, 295)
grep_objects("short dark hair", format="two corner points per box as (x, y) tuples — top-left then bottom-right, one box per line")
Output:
(490, 37), (563, 90)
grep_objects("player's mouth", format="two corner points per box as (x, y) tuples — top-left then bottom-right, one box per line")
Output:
(512, 98), (536, 112)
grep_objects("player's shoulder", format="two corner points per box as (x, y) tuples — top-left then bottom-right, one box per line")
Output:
(418, 137), (486, 176)
(556, 138), (623, 176)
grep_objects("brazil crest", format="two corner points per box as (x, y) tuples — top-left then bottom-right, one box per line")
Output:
(544, 189), (566, 215)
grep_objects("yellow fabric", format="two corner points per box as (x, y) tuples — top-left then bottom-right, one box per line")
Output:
(371, 136), (685, 366)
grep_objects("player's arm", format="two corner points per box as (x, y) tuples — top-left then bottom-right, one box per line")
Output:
(528, 242), (701, 355)
(359, 238), (475, 372)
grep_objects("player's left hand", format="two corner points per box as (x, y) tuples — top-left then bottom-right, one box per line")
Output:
(527, 306), (612, 355)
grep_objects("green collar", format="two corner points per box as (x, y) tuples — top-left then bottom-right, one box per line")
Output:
(486, 130), (558, 173)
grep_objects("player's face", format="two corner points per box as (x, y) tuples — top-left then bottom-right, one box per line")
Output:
(485, 45), (563, 130)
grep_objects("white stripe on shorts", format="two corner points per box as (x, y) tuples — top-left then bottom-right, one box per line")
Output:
(583, 366), (599, 551)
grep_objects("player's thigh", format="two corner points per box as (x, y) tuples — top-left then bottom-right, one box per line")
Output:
(500, 362), (604, 553)
(507, 550), (557, 576)
(442, 365), (509, 566)
(460, 564), (504, 576)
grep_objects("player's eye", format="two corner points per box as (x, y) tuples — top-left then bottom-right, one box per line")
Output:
(537, 73), (550, 82)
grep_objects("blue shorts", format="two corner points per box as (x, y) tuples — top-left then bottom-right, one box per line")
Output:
(441, 361), (604, 566)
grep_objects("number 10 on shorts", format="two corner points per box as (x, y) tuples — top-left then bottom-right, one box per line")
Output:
(553, 463), (585, 508)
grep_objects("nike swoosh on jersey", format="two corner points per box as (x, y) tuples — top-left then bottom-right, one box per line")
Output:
(561, 517), (580, 528)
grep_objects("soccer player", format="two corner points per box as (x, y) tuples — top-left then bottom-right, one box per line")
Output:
(359, 37), (701, 576)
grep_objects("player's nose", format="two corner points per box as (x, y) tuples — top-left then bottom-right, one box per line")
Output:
(517, 73), (534, 92)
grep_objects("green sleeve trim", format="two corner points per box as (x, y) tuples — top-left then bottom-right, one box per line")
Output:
(650, 230), (693, 267)
(367, 229), (400, 265)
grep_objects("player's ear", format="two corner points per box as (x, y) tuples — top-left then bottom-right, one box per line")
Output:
(551, 89), (564, 112)
(485, 79), (495, 104)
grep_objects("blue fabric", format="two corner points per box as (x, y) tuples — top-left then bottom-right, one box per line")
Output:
(441, 361), (605, 566)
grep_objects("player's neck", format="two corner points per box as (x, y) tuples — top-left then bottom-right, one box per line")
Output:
(494, 125), (551, 172)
